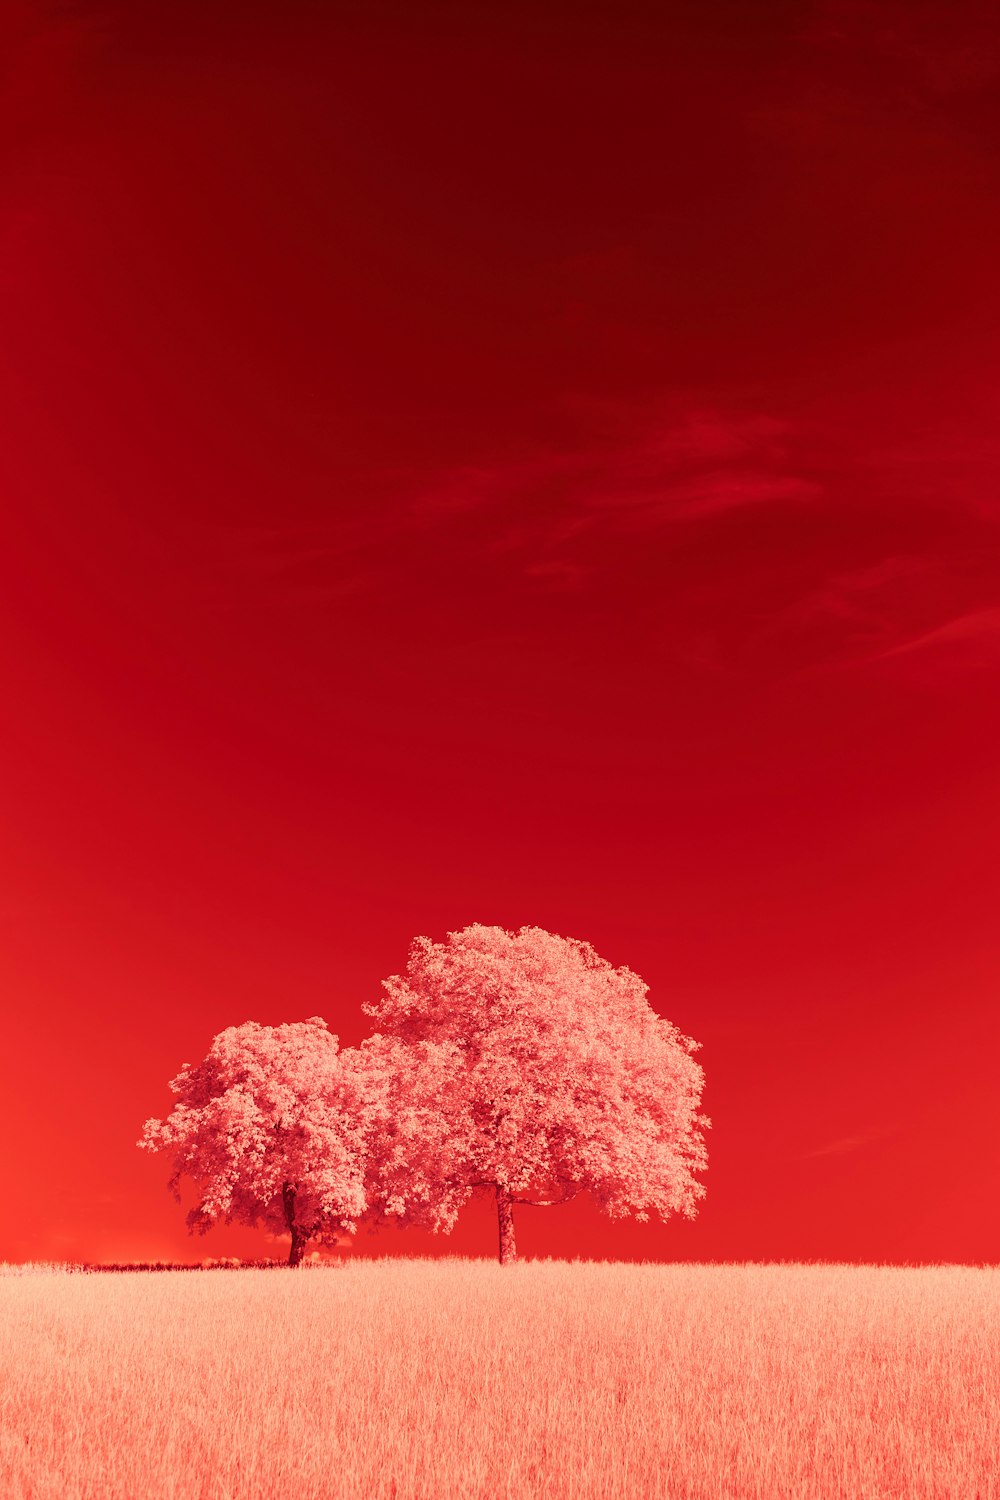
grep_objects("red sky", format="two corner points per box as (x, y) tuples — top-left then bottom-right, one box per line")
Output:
(3, 0), (1000, 1265)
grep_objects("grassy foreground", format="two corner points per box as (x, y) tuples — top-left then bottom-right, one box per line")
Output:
(1, 1259), (998, 1499)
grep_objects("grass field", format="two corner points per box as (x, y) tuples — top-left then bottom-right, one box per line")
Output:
(1, 1259), (998, 1499)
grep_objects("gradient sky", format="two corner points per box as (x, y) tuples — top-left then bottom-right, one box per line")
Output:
(3, 0), (1000, 1265)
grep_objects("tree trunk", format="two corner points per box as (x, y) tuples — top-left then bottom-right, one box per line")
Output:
(496, 1184), (517, 1265)
(282, 1180), (307, 1268)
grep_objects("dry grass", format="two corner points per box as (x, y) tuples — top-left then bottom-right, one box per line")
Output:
(1, 1259), (998, 1499)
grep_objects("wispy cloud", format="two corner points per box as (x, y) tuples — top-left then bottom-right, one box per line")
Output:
(414, 407), (818, 559)
(799, 1125), (898, 1160)
(223, 404), (817, 604)
(522, 559), (592, 590)
(746, 555), (937, 668)
(594, 470), (817, 524)
(531, 408), (817, 531)
(869, 606), (1000, 664)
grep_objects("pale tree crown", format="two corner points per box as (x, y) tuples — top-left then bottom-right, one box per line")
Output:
(139, 1017), (369, 1246)
(362, 925), (709, 1231)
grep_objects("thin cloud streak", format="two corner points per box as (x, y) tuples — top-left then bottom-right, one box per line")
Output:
(868, 607), (1000, 662)
(799, 1127), (898, 1160)
(220, 406), (817, 604)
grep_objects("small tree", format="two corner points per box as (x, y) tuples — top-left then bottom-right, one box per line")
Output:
(139, 1017), (369, 1265)
(362, 925), (709, 1264)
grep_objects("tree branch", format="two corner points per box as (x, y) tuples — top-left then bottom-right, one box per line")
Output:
(513, 1193), (579, 1208)
(513, 1184), (580, 1208)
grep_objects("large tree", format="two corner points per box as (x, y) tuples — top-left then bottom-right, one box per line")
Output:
(139, 1017), (370, 1265)
(361, 924), (709, 1263)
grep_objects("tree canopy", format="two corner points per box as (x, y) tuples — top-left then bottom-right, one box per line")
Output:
(139, 1017), (370, 1265)
(362, 924), (709, 1262)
